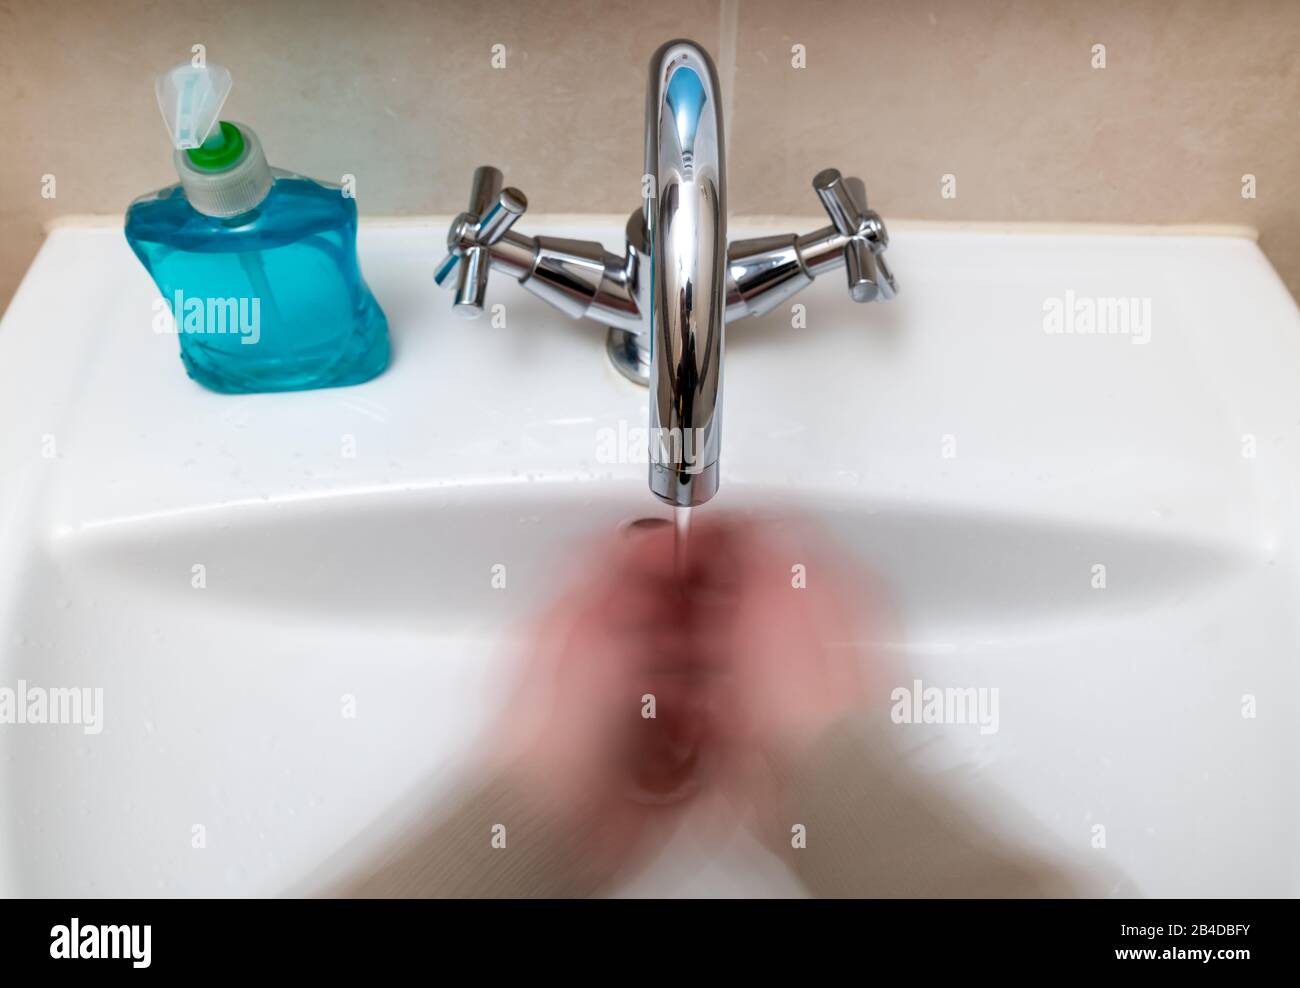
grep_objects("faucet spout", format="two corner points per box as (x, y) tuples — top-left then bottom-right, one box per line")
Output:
(645, 39), (726, 508)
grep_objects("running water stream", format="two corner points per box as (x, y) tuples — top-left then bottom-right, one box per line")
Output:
(673, 505), (692, 580)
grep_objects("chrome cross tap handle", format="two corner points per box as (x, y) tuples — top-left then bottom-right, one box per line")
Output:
(812, 168), (897, 302)
(434, 165), (646, 333)
(434, 165), (528, 318)
(724, 168), (898, 320)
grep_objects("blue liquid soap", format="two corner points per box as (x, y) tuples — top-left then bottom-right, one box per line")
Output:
(125, 114), (388, 393)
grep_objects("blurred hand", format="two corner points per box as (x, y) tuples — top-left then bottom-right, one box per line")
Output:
(680, 518), (880, 836)
(699, 518), (869, 753)
(491, 522), (718, 872)
(349, 512), (1075, 899)
(488, 513), (887, 873)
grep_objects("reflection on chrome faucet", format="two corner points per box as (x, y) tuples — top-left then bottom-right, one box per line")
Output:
(434, 38), (899, 506)
(645, 41), (725, 506)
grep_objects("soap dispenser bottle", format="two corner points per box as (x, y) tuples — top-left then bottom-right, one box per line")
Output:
(125, 63), (389, 393)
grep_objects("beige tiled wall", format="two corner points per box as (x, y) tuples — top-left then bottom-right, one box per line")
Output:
(2, 0), (1297, 309)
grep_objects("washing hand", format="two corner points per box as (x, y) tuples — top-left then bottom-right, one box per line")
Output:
(342, 514), (1087, 897)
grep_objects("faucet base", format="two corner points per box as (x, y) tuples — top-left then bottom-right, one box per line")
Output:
(605, 326), (650, 386)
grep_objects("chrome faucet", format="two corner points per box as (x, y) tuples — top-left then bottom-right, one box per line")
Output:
(434, 38), (897, 507)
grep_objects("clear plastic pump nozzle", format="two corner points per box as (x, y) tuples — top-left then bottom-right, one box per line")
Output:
(155, 62), (232, 150)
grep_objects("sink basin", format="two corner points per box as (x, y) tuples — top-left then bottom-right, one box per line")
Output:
(1, 218), (1297, 896)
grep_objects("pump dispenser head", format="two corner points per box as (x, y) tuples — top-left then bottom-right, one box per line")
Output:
(154, 62), (272, 218)
(155, 62), (232, 149)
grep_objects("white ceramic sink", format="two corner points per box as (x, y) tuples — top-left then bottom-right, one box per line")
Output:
(1, 218), (1297, 897)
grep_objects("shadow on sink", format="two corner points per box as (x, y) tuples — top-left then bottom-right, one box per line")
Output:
(46, 484), (1251, 645)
